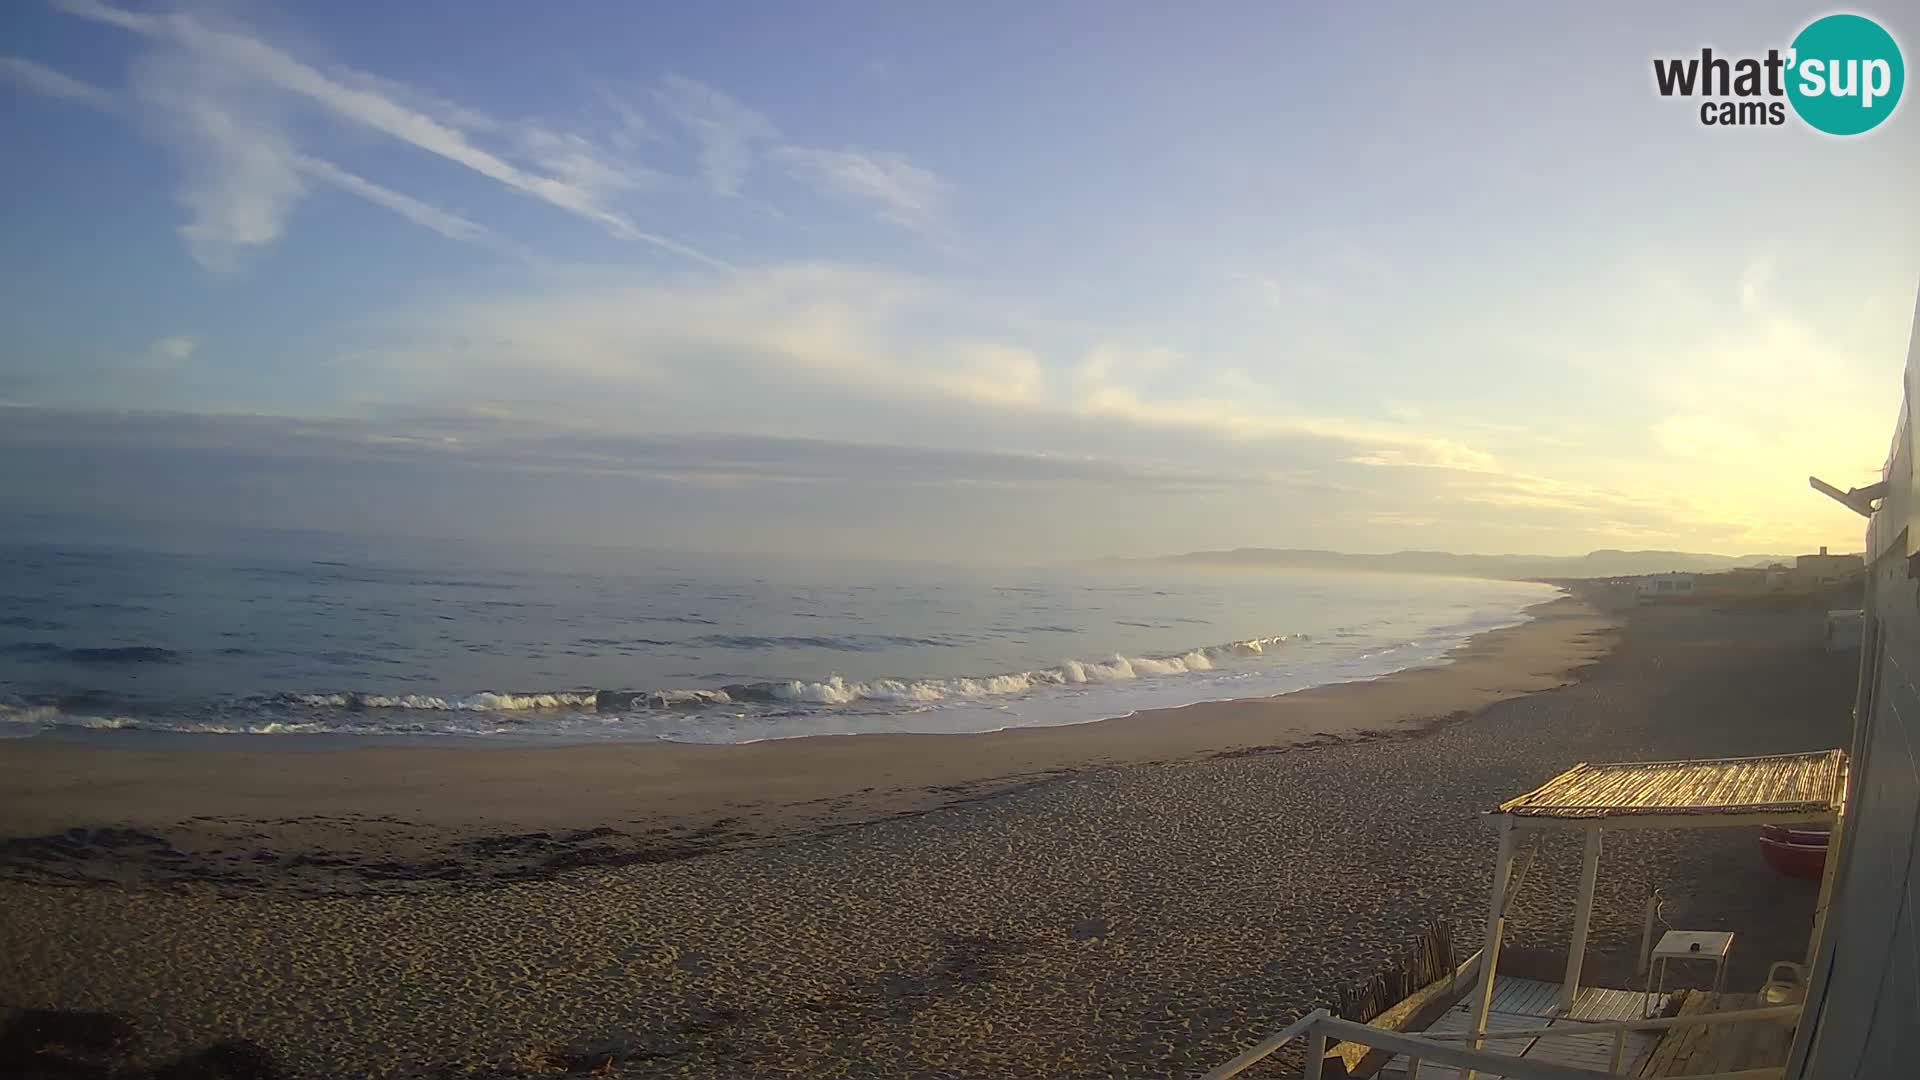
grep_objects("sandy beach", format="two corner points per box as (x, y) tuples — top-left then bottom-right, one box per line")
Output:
(0, 592), (1857, 1079)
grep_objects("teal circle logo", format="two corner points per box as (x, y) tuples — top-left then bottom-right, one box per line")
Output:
(1787, 14), (1904, 135)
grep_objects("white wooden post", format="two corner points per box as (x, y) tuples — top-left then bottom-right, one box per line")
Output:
(1560, 823), (1603, 1011)
(1198, 1010), (1329, 1080)
(1636, 887), (1660, 1017)
(1466, 816), (1518, 1080)
(1806, 808), (1846, 969)
(1303, 1028), (1328, 1080)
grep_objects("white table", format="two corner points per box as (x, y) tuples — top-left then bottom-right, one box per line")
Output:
(1646, 930), (1734, 1016)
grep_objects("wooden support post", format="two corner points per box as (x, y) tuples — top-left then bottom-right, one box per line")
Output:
(1637, 887), (1659, 985)
(1806, 807), (1846, 969)
(1466, 816), (1518, 1080)
(1561, 823), (1603, 1012)
(1303, 1028), (1328, 1080)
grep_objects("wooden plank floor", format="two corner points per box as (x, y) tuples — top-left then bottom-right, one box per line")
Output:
(1635, 991), (1795, 1078)
(1377, 977), (1666, 1079)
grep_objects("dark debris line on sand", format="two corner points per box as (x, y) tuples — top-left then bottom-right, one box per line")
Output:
(0, 597), (1858, 1079)
(0, 822), (738, 895)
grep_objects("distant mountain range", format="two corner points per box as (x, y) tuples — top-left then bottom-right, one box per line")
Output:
(1132, 548), (1797, 581)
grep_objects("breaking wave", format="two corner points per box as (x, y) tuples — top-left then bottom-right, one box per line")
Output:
(0, 631), (1317, 739)
(268, 634), (1307, 714)
(0, 703), (136, 734)
(285, 691), (604, 712)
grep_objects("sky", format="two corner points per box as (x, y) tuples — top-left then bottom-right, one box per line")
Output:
(2, 0), (1917, 564)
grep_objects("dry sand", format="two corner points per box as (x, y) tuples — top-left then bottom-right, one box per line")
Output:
(0, 593), (1858, 1079)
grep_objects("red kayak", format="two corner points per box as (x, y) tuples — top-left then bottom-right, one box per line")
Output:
(1759, 826), (1829, 880)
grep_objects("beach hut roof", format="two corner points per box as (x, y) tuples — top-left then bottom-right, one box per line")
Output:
(1492, 749), (1847, 828)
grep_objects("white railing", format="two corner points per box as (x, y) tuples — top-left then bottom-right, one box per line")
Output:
(1202, 1003), (1799, 1080)
(1201, 1010), (1334, 1080)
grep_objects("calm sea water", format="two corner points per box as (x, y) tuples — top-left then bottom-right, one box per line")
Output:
(0, 528), (1557, 743)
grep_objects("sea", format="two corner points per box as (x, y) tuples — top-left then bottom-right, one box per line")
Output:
(0, 526), (1559, 744)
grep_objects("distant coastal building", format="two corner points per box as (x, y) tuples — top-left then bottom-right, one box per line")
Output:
(1637, 572), (1695, 599)
(1794, 546), (1864, 586)
(1715, 565), (1774, 593)
(1701, 552), (1864, 596)
(1589, 580), (1641, 610)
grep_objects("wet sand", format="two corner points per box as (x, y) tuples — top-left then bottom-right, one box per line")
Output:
(0, 594), (1858, 1079)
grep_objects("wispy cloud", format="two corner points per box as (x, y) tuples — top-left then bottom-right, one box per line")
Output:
(1076, 345), (1183, 387)
(353, 265), (1528, 483)
(344, 259), (1816, 551)
(58, 2), (531, 188)
(127, 49), (308, 272)
(30, 5), (945, 272)
(3, 38), (508, 270)
(515, 126), (654, 204)
(53, 0), (725, 269)
(134, 334), (197, 370)
(7, 241), (1849, 555)
(296, 157), (500, 249)
(0, 55), (115, 110)
(774, 146), (950, 235)
(654, 75), (776, 196)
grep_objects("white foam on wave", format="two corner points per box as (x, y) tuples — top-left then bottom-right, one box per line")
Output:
(281, 633), (1310, 714)
(762, 637), (1293, 706)
(245, 720), (332, 734)
(771, 676), (942, 705)
(647, 689), (734, 706)
(463, 691), (598, 711)
(0, 704), (64, 726)
(0, 703), (137, 731)
(292, 691), (599, 711)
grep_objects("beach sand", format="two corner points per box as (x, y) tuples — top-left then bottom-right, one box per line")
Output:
(0, 593), (1858, 1078)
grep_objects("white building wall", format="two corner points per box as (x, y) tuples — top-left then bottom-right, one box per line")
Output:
(1792, 291), (1920, 1077)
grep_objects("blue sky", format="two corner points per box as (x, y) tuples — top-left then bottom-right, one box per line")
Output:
(2, 0), (1917, 561)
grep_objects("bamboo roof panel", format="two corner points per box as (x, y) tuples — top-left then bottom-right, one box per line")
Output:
(1495, 749), (1846, 820)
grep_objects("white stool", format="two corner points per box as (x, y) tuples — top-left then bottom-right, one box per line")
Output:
(1646, 930), (1734, 1016)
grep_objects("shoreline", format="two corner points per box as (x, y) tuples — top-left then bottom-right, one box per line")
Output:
(0, 595), (1617, 893)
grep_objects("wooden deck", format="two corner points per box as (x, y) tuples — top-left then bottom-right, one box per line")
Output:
(1377, 976), (1666, 1079)
(1635, 991), (1795, 1078)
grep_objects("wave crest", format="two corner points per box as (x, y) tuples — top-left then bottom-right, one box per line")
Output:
(287, 691), (601, 711)
(273, 632), (1307, 714)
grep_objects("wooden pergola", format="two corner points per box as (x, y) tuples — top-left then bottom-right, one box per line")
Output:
(1467, 749), (1850, 1069)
